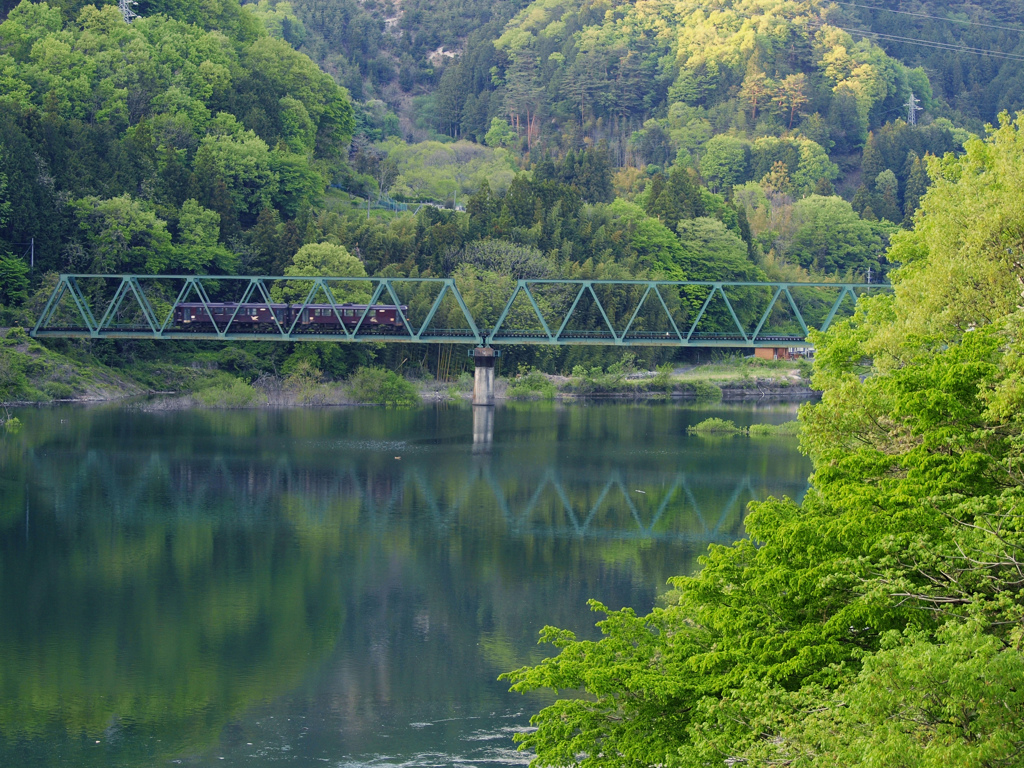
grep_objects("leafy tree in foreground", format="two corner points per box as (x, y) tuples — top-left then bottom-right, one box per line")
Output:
(273, 242), (369, 302)
(502, 113), (1024, 767)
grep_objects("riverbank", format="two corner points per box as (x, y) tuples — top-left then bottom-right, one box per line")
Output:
(1, 327), (816, 408)
(0, 327), (144, 404)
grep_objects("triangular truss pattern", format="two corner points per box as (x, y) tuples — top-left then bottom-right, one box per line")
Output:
(96, 277), (160, 333)
(489, 282), (554, 341)
(31, 275), (889, 347)
(818, 285), (860, 332)
(34, 275), (100, 335)
(748, 285), (807, 342)
(290, 278), (355, 339)
(554, 283), (619, 342)
(621, 284), (684, 343)
(479, 468), (754, 542)
(684, 283), (750, 342)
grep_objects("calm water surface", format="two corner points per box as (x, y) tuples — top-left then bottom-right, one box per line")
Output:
(0, 401), (811, 767)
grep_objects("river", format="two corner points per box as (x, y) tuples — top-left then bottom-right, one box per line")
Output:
(0, 401), (811, 767)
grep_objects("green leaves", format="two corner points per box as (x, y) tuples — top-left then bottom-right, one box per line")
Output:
(503, 601), (706, 768)
(503, 99), (1024, 768)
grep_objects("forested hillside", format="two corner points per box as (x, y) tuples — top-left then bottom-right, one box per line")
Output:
(504, 111), (1024, 768)
(1, 0), (1023, 390)
(3, 1), (1024, 761)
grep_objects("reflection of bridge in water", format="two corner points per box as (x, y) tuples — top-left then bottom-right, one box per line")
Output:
(30, 448), (803, 545)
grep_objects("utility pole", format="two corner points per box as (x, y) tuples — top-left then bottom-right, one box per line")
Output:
(866, 266), (873, 284)
(14, 239), (35, 270)
(906, 92), (922, 126)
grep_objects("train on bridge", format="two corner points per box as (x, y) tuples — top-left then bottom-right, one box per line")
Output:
(173, 301), (409, 331)
(32, 274), (891, 347)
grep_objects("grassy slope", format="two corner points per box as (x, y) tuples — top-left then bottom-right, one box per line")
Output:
(0, 328), (144, 403)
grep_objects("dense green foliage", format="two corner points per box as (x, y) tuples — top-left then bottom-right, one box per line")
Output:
(0, 0), (353, 277)
(502, 113), (1024, 767)
(346, 365), (420, 405)
(2, 0), (1024, 386)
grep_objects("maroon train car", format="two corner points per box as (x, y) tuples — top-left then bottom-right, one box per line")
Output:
(292, 304), (407, 328)
(172, 302), (408, 330)
(174, 302), (288, 325)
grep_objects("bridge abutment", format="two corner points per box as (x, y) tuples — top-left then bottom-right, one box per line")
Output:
(471, 347), (496, 406)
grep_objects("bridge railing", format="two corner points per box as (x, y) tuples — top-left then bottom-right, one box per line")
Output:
(30, 274), (890, 347)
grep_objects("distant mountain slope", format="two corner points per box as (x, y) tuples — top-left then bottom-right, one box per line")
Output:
(427, 0), (928, 155)
(836, 0), (1024, 126)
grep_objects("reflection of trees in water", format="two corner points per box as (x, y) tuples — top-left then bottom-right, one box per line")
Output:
(0, 456), (344, 765)
(0, 405), (810, 763)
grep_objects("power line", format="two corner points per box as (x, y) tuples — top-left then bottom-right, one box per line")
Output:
(818, 23), (1024, 62)
(829, 1), (1024, 35)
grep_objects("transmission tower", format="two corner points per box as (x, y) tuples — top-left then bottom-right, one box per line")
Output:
(906, 92), (922, 126)
(119, 0), (139, 23)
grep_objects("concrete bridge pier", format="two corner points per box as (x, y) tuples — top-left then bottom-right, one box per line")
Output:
(471, 347), (497, 406)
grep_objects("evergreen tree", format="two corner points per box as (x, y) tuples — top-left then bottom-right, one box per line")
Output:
(247, 207), (284, 274)
(466, 180), (496, 240)
(903, 152), (929, 227)
(646, 166), (705, 233)
(851, 184), (872, 216)
(861, 133), (885, 190)
(738, 68), (773, 122)
(875, 169), (902, 223)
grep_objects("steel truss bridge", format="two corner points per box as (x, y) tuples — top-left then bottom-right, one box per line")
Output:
(31, 274), (890, 347)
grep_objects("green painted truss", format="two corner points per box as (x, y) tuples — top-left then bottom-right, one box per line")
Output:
(31, 274), (890, 347)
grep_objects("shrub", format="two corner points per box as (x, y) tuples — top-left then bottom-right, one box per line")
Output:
(748, 420), (801, 437)
(687, 417), (745, 435)
(284, 360), (328, 404)
(347, 366), (420, 406)
(0, 348), (30, 403)
(508, 369), (556, 400)
(652, 363), (674, 393)
(195, 378), (265, 408)
(42, 381), (74, 399)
